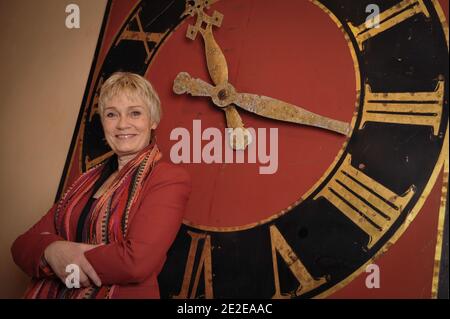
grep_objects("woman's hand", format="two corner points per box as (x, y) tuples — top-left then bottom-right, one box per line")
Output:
(44, 241), (103, 288)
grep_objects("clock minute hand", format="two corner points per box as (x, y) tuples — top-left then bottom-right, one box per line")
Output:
(233, 92), (350, 136)
(174, 72), (350, 136)
(173, 72), (215, 97)
(174, 72), (236, 108)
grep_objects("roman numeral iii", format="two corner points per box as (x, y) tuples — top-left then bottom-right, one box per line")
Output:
(359, 80), (444, 135)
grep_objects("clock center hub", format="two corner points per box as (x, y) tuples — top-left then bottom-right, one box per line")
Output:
(212, 82), (236, 108)
(218, 89), (227, 100)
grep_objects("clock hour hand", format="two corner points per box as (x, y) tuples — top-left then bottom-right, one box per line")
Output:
(184, 1), (250, 149)
(223, 106), (252, 150)
(174, 72), (350, 136)
(184, 1), (227, 85)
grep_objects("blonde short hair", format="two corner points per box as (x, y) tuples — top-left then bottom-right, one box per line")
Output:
(98, 72), (162, 125)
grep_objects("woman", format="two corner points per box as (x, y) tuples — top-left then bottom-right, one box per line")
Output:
(11, 72), (191, 298)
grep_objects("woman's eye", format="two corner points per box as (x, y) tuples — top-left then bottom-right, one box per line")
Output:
(131, 111), (141, 117)
(105, 112), (117, 118)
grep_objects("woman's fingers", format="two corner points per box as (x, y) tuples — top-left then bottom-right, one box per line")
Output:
(45, 241), (103, 288)
(79, 257), (102, 287)
(57, 267), (91, 288)
(77, 243), (103, 287)
(79, 270), (92, 288)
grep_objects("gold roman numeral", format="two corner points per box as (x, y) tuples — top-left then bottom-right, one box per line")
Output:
(115, 7), (168, 63)
(85, 151), (114, 171)
(314, 154), (415, 249)
(359, 80), (444, 135)
(270, 225), (327, 298)
(173, 231), (214, 299)
(349, 0), (431, 50)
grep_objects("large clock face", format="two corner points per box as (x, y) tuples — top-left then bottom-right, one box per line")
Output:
(59, 0), (448, 298)
(151, 0), (357, 229)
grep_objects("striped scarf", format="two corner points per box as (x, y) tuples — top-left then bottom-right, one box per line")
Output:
(24, 142), (162, 298)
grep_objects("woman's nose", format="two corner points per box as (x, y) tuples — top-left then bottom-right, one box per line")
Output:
(117, 115), (130, 129)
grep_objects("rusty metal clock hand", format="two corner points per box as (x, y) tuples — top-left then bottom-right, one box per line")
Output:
(183, 0), (251, 150)
(233, 91), (351, 136)
(173, 72), (351, 136)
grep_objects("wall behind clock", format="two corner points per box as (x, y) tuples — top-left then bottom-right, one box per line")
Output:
(0, 0), (107, 298)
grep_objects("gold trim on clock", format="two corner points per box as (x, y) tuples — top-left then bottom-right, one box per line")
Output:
(430, 0), (449, 299)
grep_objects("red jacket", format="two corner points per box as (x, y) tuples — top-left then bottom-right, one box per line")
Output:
(11, 161), (191, 298)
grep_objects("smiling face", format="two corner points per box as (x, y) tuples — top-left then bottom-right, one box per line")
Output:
(101, 91), (157, 158)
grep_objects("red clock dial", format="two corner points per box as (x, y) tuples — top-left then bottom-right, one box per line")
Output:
(148, 0), (356, 228)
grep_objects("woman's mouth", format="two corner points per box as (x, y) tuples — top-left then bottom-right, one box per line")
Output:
(115, 134), (137, 139)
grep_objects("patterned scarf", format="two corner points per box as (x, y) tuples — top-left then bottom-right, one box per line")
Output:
(24, 142), (162, 299)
